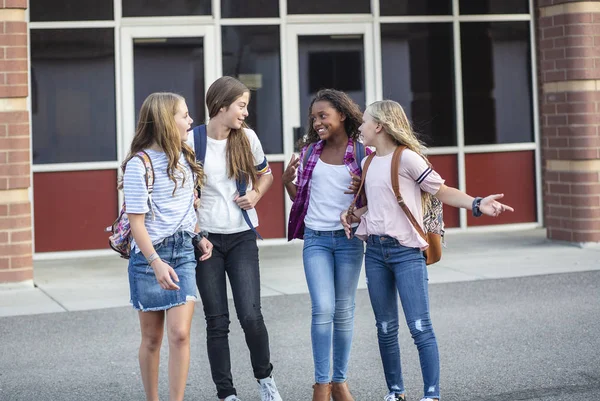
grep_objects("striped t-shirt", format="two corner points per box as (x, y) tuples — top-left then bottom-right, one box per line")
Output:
(123, 149), (197, 252)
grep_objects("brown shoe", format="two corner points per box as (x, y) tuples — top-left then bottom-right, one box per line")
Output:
(312, 382), (332, 401)
(331, 381), (354, 401)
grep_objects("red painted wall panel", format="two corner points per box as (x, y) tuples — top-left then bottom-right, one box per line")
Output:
(33, 170), (118, 252)
(255, 162), (285, 239)
(466, 151), (537, 226)
(429, 154), (459, 228)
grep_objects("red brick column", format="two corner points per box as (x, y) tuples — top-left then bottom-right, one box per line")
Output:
(538, 0), (600, 244)
(0, 0), (33, 284)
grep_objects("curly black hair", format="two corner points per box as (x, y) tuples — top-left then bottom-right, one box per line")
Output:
(297, 89), (363, 149)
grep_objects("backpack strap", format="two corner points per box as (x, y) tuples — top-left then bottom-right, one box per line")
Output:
(302, 143), (316, 169)
(194, 124), (262, 239)
(133, 150), (155, 219)
(391, 146), (427, 241)
(348, 152), (375, 215)
(354, 141), (366, 171)
(193, 124), (208, 166)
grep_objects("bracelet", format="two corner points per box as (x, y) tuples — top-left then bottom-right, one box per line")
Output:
(147, 252), (160, 265)
(472, 197), (483, 217)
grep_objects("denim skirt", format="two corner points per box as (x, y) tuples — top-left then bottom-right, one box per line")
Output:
(128, 231), (197, 312)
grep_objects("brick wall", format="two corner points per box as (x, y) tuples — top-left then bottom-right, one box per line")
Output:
(538, 0), (600, 243)
(0, 0), (32, 284)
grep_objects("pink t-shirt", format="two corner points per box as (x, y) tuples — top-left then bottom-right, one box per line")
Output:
(355, 149), (444, 250)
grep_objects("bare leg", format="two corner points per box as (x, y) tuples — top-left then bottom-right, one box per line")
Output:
(166, 302), (195, 401)
(138, 310), (165, 401)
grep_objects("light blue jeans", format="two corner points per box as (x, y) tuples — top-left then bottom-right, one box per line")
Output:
(303, 227), (364, 384)
(365, 235), (440, 399)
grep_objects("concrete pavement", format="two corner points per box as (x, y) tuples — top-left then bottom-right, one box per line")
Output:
(1, 228), (599, 317)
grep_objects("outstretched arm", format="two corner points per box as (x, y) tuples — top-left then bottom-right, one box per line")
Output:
(434, 184), (514, 217)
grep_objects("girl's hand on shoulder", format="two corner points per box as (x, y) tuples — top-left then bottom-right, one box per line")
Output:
(479, 194), (514, 217)
(234, 190), (259, 210)
(196, 238), (213, 261)
(282, 154), (300, 184)
(151, 259), (180, 290)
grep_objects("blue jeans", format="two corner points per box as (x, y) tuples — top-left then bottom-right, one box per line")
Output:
(365, 235), (440, 399)
(303, 227), (364, 384)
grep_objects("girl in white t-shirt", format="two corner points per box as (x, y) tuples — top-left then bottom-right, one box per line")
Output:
(193, 77), (282, 401)
(341, 100), (514, 401)
(122, 92), (212, 401)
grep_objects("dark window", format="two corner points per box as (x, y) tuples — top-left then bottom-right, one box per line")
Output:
(31, 29), (116, 164)
(459, 0), (528, 14)
(461, 22), (533, 145)
(133, 37), (205, 130)
(30, 0), (113, 21)
(222, 26), (283, 154)
(381, 23), (456, 147)
(287, 0), (369, 14)
(309, 51), (362, 93)
(380, 0), (451, 16)
(122, 0), (211, 17)
(222, 0), (279, 18)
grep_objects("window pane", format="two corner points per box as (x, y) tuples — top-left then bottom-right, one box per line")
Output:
(461, 22), (533, 145)
(30, 0), (113, 21)
(380, 0), (451, 16)
(222, 26), (283, 154)
(31, 29), (116, 164)
(381, 23), (456, 147)
(459, 0), (528, 14)
(122, 0), (211, 17)
(296, 35), (365, 147)
(287, 0), (369, 14)
(222, 0), (279, 18)
(133, 37), (205, 130)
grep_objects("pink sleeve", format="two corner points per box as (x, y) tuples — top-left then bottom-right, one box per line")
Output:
(399, 149), (445, 195)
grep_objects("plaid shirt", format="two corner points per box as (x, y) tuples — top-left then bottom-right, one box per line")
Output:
(287, 138), (370, 240)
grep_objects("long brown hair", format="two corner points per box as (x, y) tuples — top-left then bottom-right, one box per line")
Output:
(206, 76), (258, 189)
(297, 89), (363, 149)
(120, 92), (204, 194)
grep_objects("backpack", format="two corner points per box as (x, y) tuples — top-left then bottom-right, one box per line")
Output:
(350, 146), (444, 265)
(192, 124), (263, 239)
(106, 151), (155, 259)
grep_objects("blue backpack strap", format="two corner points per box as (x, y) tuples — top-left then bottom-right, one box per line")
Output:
(193, 124), (208, 165)
(302, 143), (315, 169)
(235, 175), (263, 240)
(354, 141), (366, 171)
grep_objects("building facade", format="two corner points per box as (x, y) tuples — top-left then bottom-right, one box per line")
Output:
(0, 0), (597, 283)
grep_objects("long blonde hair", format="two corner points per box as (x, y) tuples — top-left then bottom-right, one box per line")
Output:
(206, 76), (258, 190)
(120, 92), (204, 194)
(366, 100), (433, 210)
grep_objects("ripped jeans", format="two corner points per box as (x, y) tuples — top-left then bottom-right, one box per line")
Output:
(365, 235), (440, 400)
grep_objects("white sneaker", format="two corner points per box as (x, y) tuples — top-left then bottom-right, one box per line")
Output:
(384, 392), (405, 401)
(223, 396), (242, 401)
(420, 398), (437, 401)
(257, 376), (282, 401)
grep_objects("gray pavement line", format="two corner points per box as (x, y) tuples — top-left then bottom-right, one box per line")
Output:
(260, 284), (286, 296)
(434, 265), (488, 279)
(34, 285), (69, 312)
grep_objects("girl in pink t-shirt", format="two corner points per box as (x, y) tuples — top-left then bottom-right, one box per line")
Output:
(341, 100), (513, 401)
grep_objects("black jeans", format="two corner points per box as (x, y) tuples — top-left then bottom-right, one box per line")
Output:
(195, 230), (273, 399)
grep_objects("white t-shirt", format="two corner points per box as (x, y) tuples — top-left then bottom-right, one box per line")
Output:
(355, 149), (444, 249)
(304, 159), (355, 231)
(123, 150), (197, 252)
(188, 127), (269, 234)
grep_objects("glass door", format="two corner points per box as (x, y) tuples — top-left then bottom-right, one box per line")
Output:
(120, 25), (217, 161)
(284, 23), (376, 153)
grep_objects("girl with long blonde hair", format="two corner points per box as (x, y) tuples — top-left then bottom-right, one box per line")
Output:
(122, 92), (212, 401)
(341, 100), (513, 401)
